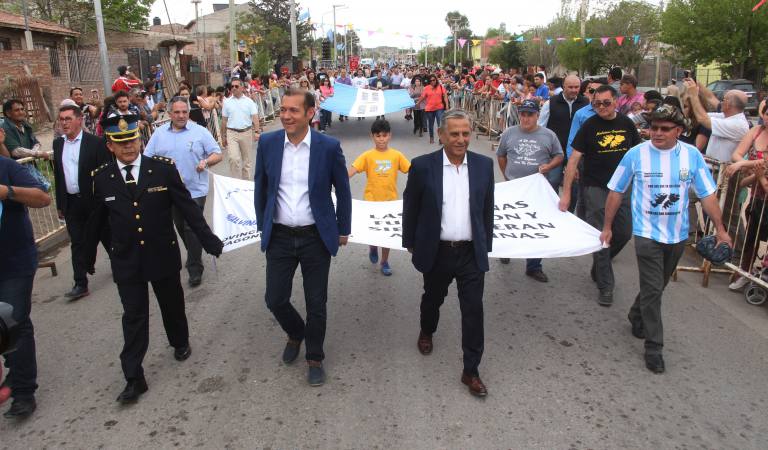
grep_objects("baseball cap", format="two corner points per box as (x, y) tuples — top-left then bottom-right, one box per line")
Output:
(643, 104), (687, 128)
(519, 100), (540, 113)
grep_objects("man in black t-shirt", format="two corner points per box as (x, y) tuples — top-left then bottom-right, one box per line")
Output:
(560, 85), (641, 307)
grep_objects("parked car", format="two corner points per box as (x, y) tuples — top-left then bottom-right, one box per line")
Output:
(706, 79), (759, 115)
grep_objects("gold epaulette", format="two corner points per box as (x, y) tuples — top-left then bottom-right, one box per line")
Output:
(151, 156), (175, 165)
(91, 162), (111, 176)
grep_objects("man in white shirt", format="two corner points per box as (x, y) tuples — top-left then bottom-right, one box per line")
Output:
(402, 109), (495, 398)
(254, 88), (352, 387)
(221, 78), (260, 179)
(684, 79), (750, 260)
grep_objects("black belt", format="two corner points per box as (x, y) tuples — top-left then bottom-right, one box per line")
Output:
(66, 193), (83, 198)
(273, 223), (317, 236)
(439, 240), (472, 248)
(227, 126), (252, 132)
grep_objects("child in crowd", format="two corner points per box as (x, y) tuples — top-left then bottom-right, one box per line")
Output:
(348, 119), (411, 276)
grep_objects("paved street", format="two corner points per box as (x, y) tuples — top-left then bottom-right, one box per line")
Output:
(2, 113), (768, 449)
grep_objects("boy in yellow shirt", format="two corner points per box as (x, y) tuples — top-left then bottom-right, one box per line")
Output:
(348, 119), (411, 276)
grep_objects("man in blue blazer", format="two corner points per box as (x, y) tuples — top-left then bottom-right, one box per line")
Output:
(402, 109), (495, 397)
(254, 88), (352, 387)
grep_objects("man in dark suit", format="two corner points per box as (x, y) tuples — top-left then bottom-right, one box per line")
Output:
(254, 88), (352, 387)
(88, 115), (223, 404)
(52, 104), (112, 300)
(402, 109), (495, 398)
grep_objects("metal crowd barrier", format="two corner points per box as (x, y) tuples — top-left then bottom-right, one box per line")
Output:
(463, 95), (519, 140)
(675, 156), (768, 305)
(205, 109), (222, 144)
(16, 156), (65, 275)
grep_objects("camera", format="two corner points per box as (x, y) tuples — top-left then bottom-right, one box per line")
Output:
(0, 302), (18, 356)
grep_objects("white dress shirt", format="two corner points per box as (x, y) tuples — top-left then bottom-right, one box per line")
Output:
(116, 155), (141, 184)
(62, 130), (83, 194)
(440, 150), (472, 241)
(275, 130), (314, 226)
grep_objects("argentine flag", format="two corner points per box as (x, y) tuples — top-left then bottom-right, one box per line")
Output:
(320, 83), (414, 118)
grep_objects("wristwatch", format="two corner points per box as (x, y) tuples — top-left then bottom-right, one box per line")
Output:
(5, 184), (15, 201)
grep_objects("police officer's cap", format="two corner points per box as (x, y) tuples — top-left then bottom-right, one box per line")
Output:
(102, 114), (140, 142)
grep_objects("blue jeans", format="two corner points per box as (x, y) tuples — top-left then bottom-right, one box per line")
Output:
(265, 225), (331, 362)
(526, 259), (542, 272)
(0, 276), (37, 399)
(425, 109), (444, 139)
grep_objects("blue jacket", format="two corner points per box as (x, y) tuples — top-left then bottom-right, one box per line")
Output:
(254, 129), (352, 256)
(402, 149), (495, 273)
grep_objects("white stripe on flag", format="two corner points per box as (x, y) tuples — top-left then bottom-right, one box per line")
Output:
(350, 88), (386, 117)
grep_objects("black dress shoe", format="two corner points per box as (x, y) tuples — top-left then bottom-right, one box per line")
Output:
(174, 345), (192, 361)
(3, 397), (36, 419)
(645, 353), (665, 374)
(282, 339), (302, 364)
(526, 270), (549, 283)
(307, 361), (325, 387)
(64, 285), (89, 300)
(188, 274), (202, 287)
(628, 314), (645, 339)
(117, 378), (148, 404)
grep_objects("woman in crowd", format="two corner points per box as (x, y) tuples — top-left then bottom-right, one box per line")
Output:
(409, 76), (426, 137)
(318, 77), (334, 132)
(418, 75), (449, 144)
(725, 100), (768, 290)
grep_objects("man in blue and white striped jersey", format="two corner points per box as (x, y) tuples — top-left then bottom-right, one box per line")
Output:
(601, 104), (732, 374)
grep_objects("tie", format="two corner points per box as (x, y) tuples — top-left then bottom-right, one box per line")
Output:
(123, 165), (136, 197)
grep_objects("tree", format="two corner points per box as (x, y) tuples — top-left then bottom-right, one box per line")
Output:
(27, 0), (153, 34)
(488, 41), (525, 70)
(245, 0), (313, 65)
(443, 11), (473, 66)
(661, 0), (768, 81)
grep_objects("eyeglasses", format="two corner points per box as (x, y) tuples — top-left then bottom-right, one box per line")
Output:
(587, 88), (596, 94)
(592, 100), (614, 108)
(650, 125), (677, 132)
(231, 85), (241, 89)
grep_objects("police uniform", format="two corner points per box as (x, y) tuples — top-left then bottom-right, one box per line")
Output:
(89, 115), (223, 400)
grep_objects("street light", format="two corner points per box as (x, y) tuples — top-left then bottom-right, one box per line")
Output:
(332, 4), (347, 67)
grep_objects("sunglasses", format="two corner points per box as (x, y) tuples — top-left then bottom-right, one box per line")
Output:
(650, 125), (677, 132)
(587, 88), (596, 94)
(592, 100), (614, 108)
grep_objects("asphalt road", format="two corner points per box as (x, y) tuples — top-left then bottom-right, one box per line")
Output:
(2, 113), (768, 449)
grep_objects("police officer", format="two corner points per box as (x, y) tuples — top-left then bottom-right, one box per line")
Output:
(89, 115), (223, 404)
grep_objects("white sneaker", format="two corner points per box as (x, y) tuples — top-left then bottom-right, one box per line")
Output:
(729, 276), (750, 291)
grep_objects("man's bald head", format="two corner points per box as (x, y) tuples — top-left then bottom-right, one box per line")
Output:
(725, 90), (748, 113)
(563, 75), (581, 101)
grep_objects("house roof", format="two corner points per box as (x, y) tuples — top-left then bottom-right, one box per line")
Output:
(0, 10), (79, 37)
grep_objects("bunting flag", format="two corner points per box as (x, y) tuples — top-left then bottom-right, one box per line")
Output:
(615, 36), (625, 46)
(633, 34), (640, 44)
(298, 9), (309, 21)
(458, 38), (467, 48)
(532, 37), (541, 42)
(485, 38), (497, 46)
(573, 37), (582, 42)
(516, 36), (525, 42)
(501, 39), (510, 44)
(368, 30), (375, 37)
(754, 0), (766, 11)
(585, 37), (593, 44)
(472, 39), (481, 46)
(546, 38), (553, 45)
(600, 37), (610, 46)
(556, 37), (566, 41)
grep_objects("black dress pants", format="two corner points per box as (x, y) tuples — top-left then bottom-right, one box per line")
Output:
(65, 194), (109, 287)
(264, 225), (331, 362)
(116, 274), (189, 381)
(420, 242), (485, 376)
(172, 196), (206, 278)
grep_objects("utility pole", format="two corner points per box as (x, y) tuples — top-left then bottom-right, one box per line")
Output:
(229, 0), (236, 67)
(451, 18), (460, 67)
(20, 0), (33, 50)
(289, 0), (298, 71)
(93, 0), (111, 94)
(192, 0), (202, 70)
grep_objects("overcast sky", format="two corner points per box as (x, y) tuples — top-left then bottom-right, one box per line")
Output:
(150, 0), (570, 49)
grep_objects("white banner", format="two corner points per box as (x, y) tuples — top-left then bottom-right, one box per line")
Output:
(212, 173), (602, 258)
